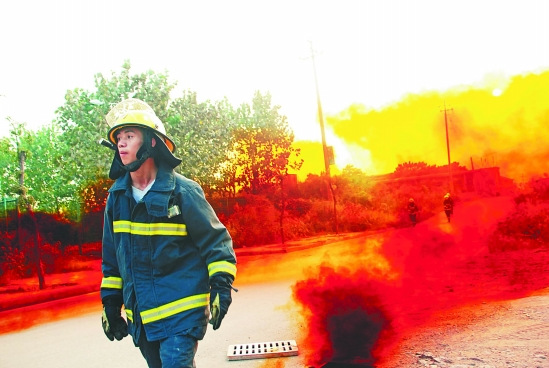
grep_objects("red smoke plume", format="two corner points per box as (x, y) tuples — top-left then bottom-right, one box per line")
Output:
(291, 197), (549, 366)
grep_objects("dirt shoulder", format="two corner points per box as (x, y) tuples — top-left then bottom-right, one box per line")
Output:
(381, 287), (549, 368)
(375, 196), (549, 368)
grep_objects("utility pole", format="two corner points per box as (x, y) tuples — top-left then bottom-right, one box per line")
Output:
(308, 41), (338, 233)
(441, 103), (454, 193)
(309, 42), (331, 176)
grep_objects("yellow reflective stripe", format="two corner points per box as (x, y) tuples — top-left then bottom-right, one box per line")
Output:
(101, 276), (123, 289)
(113, 220), (187, 236)
(208, 261), (237, 278)
(113, 220), (132, 232)
(125, 309), (133, 322)
(141, 294), (209, 325)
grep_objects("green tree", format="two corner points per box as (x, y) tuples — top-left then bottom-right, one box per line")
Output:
(335, 165), (374, 206)
(21, 125), (81, 216)
(0, 135), (19, 198)
(166, 92), (236, 194)
(7, 120), (46, 289)
(228, 91), (303, 243)
(231, 91), (302, 194)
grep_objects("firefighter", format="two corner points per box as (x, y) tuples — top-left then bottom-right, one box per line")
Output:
(407, 198), (419, 226)
(99, 98), (237, 368)
(443, 192), (454, 222)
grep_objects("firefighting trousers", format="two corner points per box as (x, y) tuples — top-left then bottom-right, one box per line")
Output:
(138, 325), (207, 368)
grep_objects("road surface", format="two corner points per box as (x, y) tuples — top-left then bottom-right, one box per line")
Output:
(0, 280), (305, 368)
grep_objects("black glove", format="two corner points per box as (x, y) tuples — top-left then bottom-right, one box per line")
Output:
(102, 295), (128, 341)
(209, 273), (235, 330)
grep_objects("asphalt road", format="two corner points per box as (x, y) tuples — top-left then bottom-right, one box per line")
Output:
(0, 280), (306, 368)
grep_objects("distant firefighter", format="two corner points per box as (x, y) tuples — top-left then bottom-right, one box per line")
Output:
(443, 193), (454, 222)
(407, 198), (419, 226)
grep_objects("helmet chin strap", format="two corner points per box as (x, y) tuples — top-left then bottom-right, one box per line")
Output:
(121, 146), (151, 173)
(121, 129), (155, 173)
(106, 129), (181, 180)
(108, 130), (155, 179)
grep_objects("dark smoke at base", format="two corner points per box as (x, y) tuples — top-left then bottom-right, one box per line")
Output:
(292, 264), (395, 366)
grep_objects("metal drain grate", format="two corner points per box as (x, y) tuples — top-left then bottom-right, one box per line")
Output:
(227, 339), (299, 360)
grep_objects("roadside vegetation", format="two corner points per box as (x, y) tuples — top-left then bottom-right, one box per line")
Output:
(488, 177), (549, 252)
(1, 61), (543, 290)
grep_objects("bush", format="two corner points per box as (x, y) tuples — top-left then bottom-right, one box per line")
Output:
(17, 212), (79, 250)
(226, 195), (280, 247)
(337, 202), (399, 232)
(53, 254), (95, 273)
(40, 241), (62, 273)
(0, 245), (26, 285)
(307, 200), (336, 234)
(338, 203), (371, 232)
(488, 179), (549, 252)
(285, 198), (312, 217)
(279, 216), (314, 242)
(488, 202), (549, 252)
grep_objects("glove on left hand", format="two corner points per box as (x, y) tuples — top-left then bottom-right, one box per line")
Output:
(101, 295), (128, 341)
(209, 273), (235, 330)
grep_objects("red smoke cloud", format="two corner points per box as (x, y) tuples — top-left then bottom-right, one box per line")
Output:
(291, 197), (549, 366)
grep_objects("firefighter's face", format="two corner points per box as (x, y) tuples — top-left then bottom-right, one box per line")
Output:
(116, 127), (144, 165)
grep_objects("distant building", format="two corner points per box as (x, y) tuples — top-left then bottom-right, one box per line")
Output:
(370, 167), (510, 196)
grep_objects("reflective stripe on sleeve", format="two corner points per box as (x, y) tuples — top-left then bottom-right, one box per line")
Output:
(208, 261), (237, 278)
(140, 293), (209, 324)
(113, 220), (187, 236)
(101, 276), (123, 289)
(125, 309), (133, 322)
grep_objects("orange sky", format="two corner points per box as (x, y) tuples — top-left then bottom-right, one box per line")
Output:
(294, 69), (549, 183)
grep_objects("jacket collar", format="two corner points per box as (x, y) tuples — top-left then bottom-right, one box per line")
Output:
(109, 165), (177, 218)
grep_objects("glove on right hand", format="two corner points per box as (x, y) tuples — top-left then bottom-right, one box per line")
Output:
(101, 295), (128, 341)
(209, 273), (235, 330)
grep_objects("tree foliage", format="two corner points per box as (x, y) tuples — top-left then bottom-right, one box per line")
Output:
(393, 161), (466, 178)
(334, 165), (374, 207)
(0, 62), (303, 218)
(24, 125), (80, 216)
(230, 91), (303, 194)
(0, 135), (18, 197)
(166, 92), (236, 193)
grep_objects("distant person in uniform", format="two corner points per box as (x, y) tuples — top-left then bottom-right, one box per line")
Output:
(443, 192), (454, 222)
(407, 198), (419, 227)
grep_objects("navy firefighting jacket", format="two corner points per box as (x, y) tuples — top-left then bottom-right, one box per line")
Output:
(100, 165), (237, 344)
